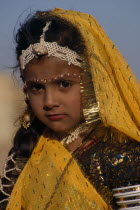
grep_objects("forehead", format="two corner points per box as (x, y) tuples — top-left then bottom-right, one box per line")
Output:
(24, 56), (81, 80)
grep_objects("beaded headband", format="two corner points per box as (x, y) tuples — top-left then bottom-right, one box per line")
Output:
(19, 21), (84, 70)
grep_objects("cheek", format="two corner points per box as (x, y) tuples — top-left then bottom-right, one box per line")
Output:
(66, 87), (81, 113)
(73, 86), (81, 105)
(71, 87), (83, 119)
(29, 96), (43, 113)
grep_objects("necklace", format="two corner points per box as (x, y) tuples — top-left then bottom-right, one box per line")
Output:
(60, 123), (91, 145)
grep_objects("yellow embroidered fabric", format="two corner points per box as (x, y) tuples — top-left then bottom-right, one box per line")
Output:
(50, 8), (140, 142)
(7, 136), (109, 210)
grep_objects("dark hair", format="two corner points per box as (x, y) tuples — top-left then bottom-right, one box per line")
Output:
(13, 10), (86, 157)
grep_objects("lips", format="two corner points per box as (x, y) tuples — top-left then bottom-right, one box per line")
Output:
(46, 114), (66, 121)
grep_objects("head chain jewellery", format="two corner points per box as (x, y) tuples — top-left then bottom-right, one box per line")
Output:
(19, 21), (84, 70)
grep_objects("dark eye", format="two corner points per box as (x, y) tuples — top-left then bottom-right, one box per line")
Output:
(27, 83), (44, 92)
(58, 80), (72, 88)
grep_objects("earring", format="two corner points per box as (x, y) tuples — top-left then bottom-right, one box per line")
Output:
(19, 108), (34, 129)
(19, 97), (34, 129)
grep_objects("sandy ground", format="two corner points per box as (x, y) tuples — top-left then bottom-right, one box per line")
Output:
(0, 73), (24, 175)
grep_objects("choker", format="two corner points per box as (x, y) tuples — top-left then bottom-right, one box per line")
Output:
(60, 123), (91, 145)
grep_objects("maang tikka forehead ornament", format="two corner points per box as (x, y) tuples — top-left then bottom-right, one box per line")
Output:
(19, 21), (84, 70)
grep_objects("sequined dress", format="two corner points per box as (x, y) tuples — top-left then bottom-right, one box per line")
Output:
(75, 135), (140, 209)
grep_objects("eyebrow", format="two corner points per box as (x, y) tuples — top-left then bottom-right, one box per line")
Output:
(25, 81), (45, 86)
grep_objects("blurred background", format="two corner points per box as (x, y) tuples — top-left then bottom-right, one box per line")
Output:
(0, 0), (140, 174)
(0, 73), (24, 174)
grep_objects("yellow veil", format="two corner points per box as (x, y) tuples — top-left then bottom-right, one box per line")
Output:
(51, 8), (140, 142)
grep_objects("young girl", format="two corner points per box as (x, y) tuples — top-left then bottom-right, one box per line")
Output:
(0, 8), (140, 210)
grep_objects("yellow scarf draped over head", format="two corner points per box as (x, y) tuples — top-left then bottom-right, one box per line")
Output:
(7, 8), (140, 210)
(51, 8), (140, 142)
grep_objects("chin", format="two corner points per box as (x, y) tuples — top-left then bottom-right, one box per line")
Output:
(48, 123), (79, 134)
(44, 119), (80, 134)
(46, 123), (70, 133)
(50, 127), (70, 134)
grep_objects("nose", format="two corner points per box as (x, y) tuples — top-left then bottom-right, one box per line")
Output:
(43, 87), (59, 110)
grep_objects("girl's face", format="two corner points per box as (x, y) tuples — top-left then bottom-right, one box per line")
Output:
(24, 56), (82, 133)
